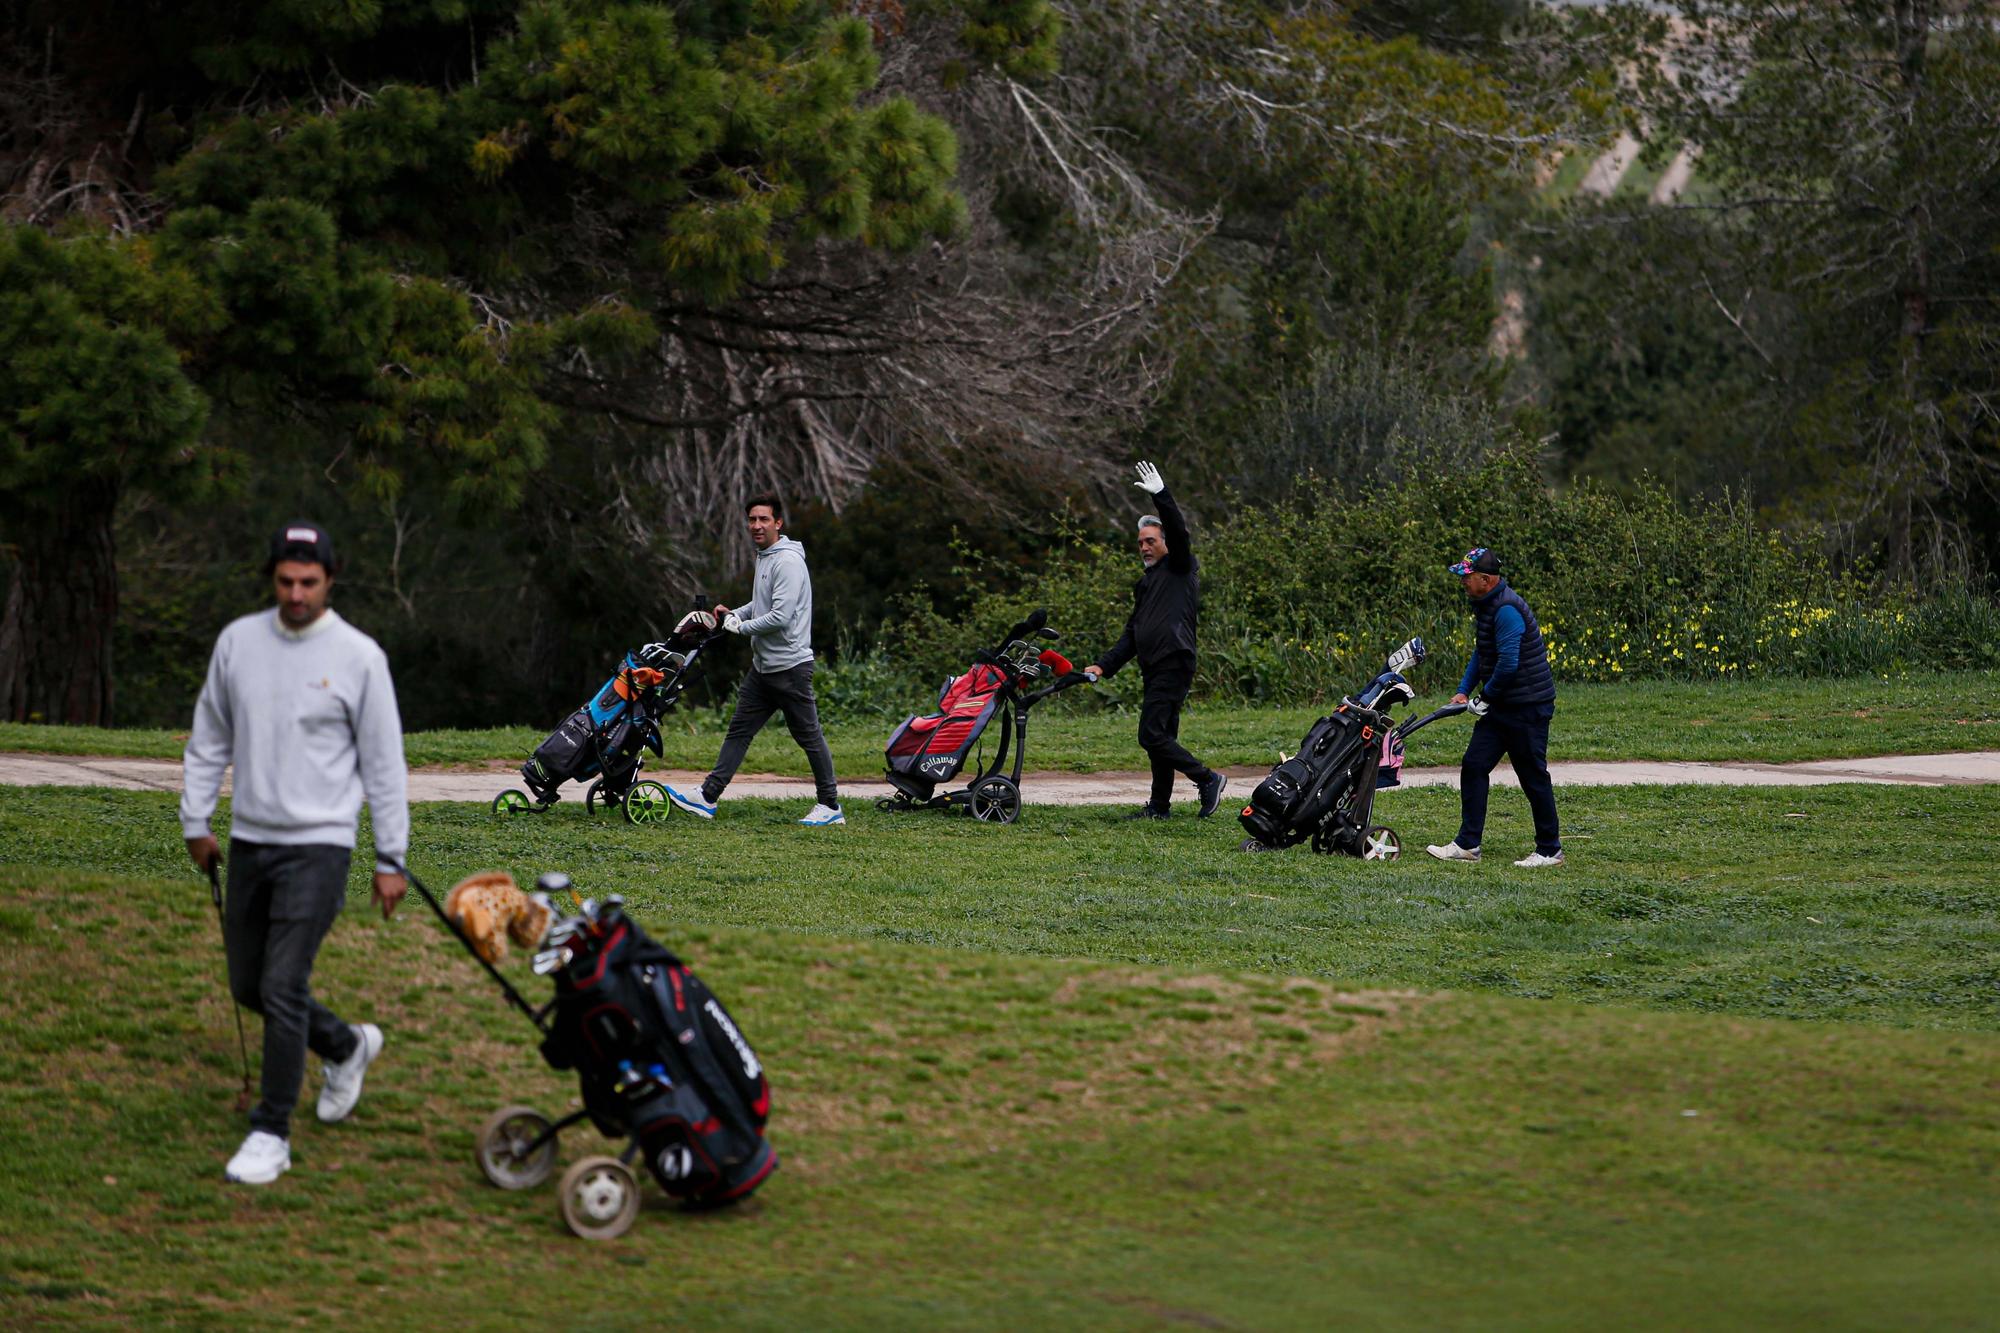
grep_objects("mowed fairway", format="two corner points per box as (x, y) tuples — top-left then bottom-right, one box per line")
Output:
(2, 785), (1997, 1329)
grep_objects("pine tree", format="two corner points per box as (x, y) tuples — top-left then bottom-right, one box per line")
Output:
(0, 0), (966, 721)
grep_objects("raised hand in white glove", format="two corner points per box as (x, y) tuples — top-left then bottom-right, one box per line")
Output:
(1466, 697), (1490, 717)
(1133, 461), (1165, 495)
(722, 613), (744, 635)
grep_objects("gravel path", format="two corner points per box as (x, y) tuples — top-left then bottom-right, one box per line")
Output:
(4, 750), (1996, 808)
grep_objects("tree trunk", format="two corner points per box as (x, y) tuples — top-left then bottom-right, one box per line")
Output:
(1887, 0), (1932, 584)
(0, 479), (120, 725)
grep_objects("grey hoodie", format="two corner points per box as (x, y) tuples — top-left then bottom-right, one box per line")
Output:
(733, 535), (815, 673)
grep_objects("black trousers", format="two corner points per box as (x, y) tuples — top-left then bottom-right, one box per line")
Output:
(1138, 656), (1216, 811)
(1454, 705), (1562, 855)
(224, 840), (360, 1138)
(705, 663), (839, 806)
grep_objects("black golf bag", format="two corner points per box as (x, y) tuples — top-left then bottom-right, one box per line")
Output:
(1239, 638), (1466, 858)
(520, 610), (715, 805)
(537, 896), (777, 1206)
(1239, 708), (1384, 852)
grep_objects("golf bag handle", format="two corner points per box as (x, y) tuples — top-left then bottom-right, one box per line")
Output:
(1393, 701), (1471, 741)
(393, 861), (549, 1033)
(1023, 670), (1092, 706)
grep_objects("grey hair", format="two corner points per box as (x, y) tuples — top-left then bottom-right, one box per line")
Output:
(1137, 514), (1162, 532)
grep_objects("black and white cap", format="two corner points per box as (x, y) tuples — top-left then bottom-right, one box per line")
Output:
(268, 521), (336, 572)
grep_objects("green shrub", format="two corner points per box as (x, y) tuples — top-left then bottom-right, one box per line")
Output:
(883, 441), (2000, 705)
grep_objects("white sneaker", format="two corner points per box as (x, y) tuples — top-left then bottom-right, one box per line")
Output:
(799, 803), (845, 826)
(1425, 842), (1481, 862)
(665, 785), (716, 819)
(1513, 850), (1566, 868)
(225, 1130), (291, 1185)
(317, 1023), (383, 1123)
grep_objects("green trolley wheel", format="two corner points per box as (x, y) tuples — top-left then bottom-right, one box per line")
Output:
(492, 789), (537, 818)
(623, 781), (672, 826)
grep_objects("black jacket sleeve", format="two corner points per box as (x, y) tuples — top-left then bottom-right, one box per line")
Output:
(1155, 487), (1194, 575)
(1098, 618), (1137, 677)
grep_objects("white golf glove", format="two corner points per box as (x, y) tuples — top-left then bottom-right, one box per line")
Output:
(722, 613), (744, 635)
(1467, 697), (1490, 717)
(1133, 461), (1165, 495)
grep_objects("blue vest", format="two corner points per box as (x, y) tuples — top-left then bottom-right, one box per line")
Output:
(1474, 581), (1556, 708)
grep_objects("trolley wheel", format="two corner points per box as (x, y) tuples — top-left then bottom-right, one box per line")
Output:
(1362, 825), (1402, 862)
(969, 775), (1021, 824)
(585, 780), (618, 816)
(623, 780), (672, 826)
(558, 1155), (642, 1240)
(476, 1105), (558, 1191)
(1239, 837), (1272, 854)
(492, 789), (538, 818)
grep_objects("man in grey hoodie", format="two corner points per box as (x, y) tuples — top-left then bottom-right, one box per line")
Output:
(180, 522), (409, 1186)
(667, 493), (842, 825)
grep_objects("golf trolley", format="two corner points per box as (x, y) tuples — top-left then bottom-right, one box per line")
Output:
(406, 867), (777, 1240)
(491, 600), (721, 826)
(876, 608), (1092, 824)
(1238, 637), (1470, 859)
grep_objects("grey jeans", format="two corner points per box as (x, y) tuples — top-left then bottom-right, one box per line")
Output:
(705, 663), (839, 806)
(225, 840), (360, 1137)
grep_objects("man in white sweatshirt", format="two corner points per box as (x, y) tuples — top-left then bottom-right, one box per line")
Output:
(180, 522), (410, 1186)
(666, 493), (842, 825)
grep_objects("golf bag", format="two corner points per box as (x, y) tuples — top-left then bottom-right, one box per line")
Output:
(878, 609), (1090, 820)
(884, 663), (1009, 801)
(1238, 709), (1382, 851)
(536, 896), (777, 1206)
(1238, 637), (1465, 858)
(522, 652), (664, 801)
(519, 608), (715, 805)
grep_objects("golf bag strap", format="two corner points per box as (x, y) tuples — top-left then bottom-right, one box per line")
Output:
(398, 863), (549, 1033)
(647, 967), (761, 1143)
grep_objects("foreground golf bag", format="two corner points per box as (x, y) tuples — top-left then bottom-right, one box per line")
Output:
(879, 608), (1092, 823)
(412, 868), (777, 1240)
(535, 891), (776, 1210)
(495, 600), (720, 821)
(1238, 638), (1467, 859)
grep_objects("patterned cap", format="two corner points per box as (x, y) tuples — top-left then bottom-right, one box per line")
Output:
(1449, 547), (1501, 576)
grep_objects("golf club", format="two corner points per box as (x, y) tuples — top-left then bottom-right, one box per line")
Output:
(204, 856), (256, 1113)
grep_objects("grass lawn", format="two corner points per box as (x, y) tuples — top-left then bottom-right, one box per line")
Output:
(2, 782), (1997, 1327)
(2, 670), (1995, 775)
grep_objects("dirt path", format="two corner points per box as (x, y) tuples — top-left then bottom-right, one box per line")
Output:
(4, 751), (1996, 808)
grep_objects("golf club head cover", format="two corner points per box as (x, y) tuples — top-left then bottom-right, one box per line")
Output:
(673, 610), (719, 642)
(1038, 649), (1074, 676)
(443, 871), (553, 965)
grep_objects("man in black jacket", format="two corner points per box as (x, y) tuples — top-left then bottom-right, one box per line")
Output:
(1085, 462), (1228, 820)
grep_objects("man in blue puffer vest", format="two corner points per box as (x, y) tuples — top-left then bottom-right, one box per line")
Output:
(1426, 547), (1565, 867)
